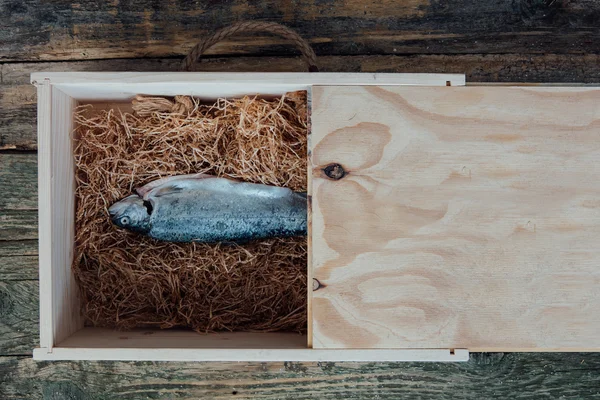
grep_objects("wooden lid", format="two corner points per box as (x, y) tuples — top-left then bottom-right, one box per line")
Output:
(310, 85), (600, 351)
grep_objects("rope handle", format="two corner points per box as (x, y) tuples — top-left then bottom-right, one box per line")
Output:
(182, 21), (318, 72)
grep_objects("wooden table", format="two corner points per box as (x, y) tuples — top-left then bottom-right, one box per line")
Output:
(2, 1), (600, 398)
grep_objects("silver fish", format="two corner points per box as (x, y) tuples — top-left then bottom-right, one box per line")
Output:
(108, 174), (307, 243)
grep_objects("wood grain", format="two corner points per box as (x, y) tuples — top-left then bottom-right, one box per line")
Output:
(2, 0), (600, 62)
(0, 240), (37, 257)
(5, 54), (600, 149)
(2, 353), (600, 399)
(0, 256), (38, 281)
(45, 86), (82, 349)
(0, 154), (37, 209)
(0, 210), (37, 241)
(311, 85), (600, 351)
(38, 72), (461, 101)
(0, 281), (38, 356)
(1, 0), (599, 392)
(35, 80), (53, 352)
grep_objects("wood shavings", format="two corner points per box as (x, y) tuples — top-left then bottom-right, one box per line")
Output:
(73, 91), (307, 333)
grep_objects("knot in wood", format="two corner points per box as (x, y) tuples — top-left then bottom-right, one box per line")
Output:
(312, 278), (326, 291)
(323, 163), (345, 180)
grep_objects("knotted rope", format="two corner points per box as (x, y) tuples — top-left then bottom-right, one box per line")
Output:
(182, 21), (318, 72)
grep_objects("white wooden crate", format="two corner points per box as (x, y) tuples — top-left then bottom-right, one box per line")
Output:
(31, 72), (467, 361)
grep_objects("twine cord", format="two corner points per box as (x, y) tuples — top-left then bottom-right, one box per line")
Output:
(182, 21), (318, 72)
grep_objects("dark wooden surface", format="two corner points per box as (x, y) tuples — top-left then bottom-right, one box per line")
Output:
(2, 1), (600, 398)
(2, 0), (600, 62)
(2, 353), (600, 399)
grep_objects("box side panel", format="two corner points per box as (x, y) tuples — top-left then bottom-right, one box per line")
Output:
(42, 73), (464, 101)
(51, 87), (84, 345)
(57, 328), (307, 349)
(56, 82), (312, 102)
(37, 348), (469, 362)
(33, 347), (468, 362)
(32, 72), (465, 86)
(306, 87), (314, 348)
(37, 81), (53, 352)
(311, 85), (600, 351)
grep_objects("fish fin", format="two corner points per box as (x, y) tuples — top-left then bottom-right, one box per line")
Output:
(135, 173), (218, 199)
(150, 184), (184, 198)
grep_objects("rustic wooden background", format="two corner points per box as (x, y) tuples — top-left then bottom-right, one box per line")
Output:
(2, 0), (600, 398)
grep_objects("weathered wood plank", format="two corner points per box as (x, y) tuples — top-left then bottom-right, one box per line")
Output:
(0, 256), (38, 281)
(4, 54), (600, 149)
(1, 353), (600, 399)
(0, 281), (38, 356)
(0, 240), (38, 257)
(311, 85), (600, 351)
(1, 0), (600, 62)
(0, 210), (37, 241)
(8, 54), (600, 85)
(0, 154), (37, 209)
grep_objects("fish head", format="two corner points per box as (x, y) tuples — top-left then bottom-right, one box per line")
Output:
(109, 194), (151, 234)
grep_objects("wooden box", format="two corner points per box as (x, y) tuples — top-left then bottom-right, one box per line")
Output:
(31, 72), (600, 361)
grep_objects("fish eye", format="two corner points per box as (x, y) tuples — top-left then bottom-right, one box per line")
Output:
(120, 216), (130, 225)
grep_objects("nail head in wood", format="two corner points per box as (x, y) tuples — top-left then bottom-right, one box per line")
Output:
(323, 163), (345, 180)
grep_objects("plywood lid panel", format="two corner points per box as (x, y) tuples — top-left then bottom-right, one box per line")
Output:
(310, 85), (600, 351)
